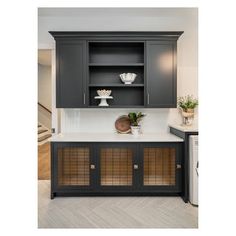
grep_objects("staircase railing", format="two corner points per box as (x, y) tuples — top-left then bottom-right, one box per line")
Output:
(38, 102), (52, 114)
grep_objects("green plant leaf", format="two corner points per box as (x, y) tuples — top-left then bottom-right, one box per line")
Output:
(128, 112), (145, 126)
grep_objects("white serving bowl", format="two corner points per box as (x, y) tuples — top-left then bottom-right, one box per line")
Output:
(120, 73), (137, 84)
(97, 89), (112, 97)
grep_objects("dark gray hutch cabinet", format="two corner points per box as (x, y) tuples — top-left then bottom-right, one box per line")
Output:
(49, 31), (183, 108)
(49, 31), (186, 201)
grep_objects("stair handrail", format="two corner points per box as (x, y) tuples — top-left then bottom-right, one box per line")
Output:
(38, 102), (52, 114)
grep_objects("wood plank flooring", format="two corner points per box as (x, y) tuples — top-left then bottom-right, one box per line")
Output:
(38, 142), (50, 180)
(38, 180), (198, 228)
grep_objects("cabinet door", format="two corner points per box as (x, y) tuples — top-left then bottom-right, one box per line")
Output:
(52, 143), (95, 191)
(96, 143), (138, 192)
(146, 41), (177, 108)
(56, 40), (86, 108)
(139, 143), (182, 192)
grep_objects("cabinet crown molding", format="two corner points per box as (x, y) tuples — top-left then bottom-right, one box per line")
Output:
(49, 31), (184, 40)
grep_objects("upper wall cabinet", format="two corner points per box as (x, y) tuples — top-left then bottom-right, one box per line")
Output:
(146, 41), (177, 108)
(56, 40), (86, 108)
(50, 32), (183, 108)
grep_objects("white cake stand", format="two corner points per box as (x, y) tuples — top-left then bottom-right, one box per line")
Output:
(94, 96), (113, 106)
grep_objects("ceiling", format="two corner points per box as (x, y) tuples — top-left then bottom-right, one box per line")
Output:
(38, 50), (51, 66)
(38, 8), (197, 18)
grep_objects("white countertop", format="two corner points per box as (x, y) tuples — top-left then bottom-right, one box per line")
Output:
(169, 124), (198, 133)
(50, 132), (184, 142)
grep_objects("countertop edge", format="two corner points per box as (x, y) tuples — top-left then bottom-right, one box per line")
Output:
(169, 124), (198, 133)
(49, 133), (184, 142)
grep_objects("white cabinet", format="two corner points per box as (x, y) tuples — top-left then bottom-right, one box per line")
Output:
(189, 135), (198, 205)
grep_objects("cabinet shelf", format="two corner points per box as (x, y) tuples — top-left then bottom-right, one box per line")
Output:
(88, 105), (145, 108)
(89, 66), (144, 85)
(89, 42), (144, 65)
(88, 63), (144, 67)
(89, 84), (144, 87)
(90, 87), (144, 107)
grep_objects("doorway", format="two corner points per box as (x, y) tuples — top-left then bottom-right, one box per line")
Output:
(38, 49), (52, 179)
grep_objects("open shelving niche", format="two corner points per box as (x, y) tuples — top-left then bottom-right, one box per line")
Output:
(88, 42), (145, 107)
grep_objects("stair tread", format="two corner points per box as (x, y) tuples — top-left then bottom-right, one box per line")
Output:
(38, 129), (48, 134)
(38, 134), (52, 142)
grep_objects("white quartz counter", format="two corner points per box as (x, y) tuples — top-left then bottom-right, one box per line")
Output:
(169, 124), (198, 133)
(50, 132), (184, 142)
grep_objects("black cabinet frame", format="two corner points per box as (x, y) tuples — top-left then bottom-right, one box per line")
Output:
(51, 142), (184, 200)
(50, 31), (183, 108)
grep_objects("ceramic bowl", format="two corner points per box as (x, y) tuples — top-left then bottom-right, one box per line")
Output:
(97, 89), (112, 97)
(120, 73), (137, 84)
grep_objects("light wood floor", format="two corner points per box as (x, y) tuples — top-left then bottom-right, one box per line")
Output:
(38, 142), (50, 180)
(38, 180), (198, 228)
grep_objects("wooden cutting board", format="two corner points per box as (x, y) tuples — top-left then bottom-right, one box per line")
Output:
(115, 115), (131, 134)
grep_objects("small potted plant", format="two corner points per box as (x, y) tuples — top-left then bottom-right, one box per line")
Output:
(128, 112), (145, 136)
(178, 95), (198, 126)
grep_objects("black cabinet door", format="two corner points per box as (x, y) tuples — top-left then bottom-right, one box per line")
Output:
(138, 143), (182, 193)
(95, 143), (139, 192)
(56, 40), (86, 108)
(51, 142), (96, 193)
(146, 41), (177, 108)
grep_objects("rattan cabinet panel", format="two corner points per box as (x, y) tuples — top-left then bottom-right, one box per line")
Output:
(140, 143), (182, 193)
(57, 147), (90, 186)
(143, 147), (175, 186)
(100, 148), (133, 186)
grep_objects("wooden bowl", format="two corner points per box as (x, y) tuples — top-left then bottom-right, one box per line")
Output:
(115, 115), (131, 134)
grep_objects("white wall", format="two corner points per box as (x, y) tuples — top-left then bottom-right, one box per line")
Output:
(38, 8), (198, 133)
(38, 63), (52, 110)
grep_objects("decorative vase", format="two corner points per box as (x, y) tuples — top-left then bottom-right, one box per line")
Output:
(181, 108), (194, 126)
(119, 73), (137, 84)
(131, 125), (141, 136)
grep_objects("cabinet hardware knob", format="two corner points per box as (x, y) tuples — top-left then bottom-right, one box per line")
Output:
(90, 164), (95, 169)
(147, 93), (150, 105)
(83, 93), (86, 105)
(134, 164), (139, 169)
(176, 164), (181, 169)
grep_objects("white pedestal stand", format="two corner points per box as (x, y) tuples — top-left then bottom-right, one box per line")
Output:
(94, 96), (113, 106)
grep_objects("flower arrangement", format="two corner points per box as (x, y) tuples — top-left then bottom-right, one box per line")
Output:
(178, 95), (198, 125)
(177, 95), (198, 112)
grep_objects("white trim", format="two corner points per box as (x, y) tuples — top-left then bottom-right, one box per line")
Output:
(51, 48), (60, 134)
